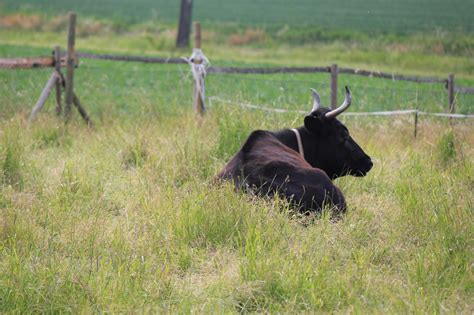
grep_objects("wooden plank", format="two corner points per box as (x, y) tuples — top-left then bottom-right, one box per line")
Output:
(0, 56), (54, 69)
(0, 56), (53, 69)
(29, 71), (59, 121)
(54, 46), (62, 115)
(330, 64), (338, 109)
(65, 12), (76, 121)
(0, 56), (74, 69)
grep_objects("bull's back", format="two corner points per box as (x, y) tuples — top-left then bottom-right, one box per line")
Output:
(216, 130), (276, 180)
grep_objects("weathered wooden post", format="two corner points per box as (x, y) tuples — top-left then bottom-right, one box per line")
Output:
(330, 64), (338, 109)
(447, 74), (455, 113)
(53, 46), (62, 115)
(65, 12), (76, 121)
(72, 93), (92, 126)
(29, 71), (61, 122)
(63, 12), (92, 126)
(192, 21), (205, 115)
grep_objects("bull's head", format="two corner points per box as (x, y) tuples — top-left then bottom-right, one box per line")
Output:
(302, 86), (373, 179)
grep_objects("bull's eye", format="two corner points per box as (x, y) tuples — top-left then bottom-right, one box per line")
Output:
(344, 138), (354, 151)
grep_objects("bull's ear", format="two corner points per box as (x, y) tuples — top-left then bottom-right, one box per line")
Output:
(304, 115), (322, 133)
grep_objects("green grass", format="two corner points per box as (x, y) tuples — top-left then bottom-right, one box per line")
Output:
(0, 106), (472, 312)
(0, 46), (473, 313)
(2, 0), (474, 33)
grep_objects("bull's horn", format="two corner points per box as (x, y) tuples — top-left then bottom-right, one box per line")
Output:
(325, 86), (352, 119)
(310, 88), (321, 112)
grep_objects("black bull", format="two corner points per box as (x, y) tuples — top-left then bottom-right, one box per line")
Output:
(216, 86), (373, 214)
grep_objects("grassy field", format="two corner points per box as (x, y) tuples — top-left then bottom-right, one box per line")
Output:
(0, 103), (473, 313)
(0, 48), (473, 312)
(1, 1), (474, 313)
(2, 0), (474, 33)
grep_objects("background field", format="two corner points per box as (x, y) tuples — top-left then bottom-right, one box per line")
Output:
(2, 0), (474, 33)
(1, 0), (473, 313)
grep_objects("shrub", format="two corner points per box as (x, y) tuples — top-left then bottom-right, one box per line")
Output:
(228, 28), (267, 46)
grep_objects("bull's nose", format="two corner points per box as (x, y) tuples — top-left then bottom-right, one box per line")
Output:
(366, 159), (373, 171)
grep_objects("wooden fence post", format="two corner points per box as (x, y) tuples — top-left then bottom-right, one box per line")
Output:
(448, 74), (455, 113)
(330, 64), (338, 109)
(193, 21), (205, 115)
(65, 12), (76, 121)
(54, 46), (62, 115)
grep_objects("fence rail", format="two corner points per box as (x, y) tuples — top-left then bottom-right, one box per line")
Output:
(76, 52), (187, 64)
(3, 52), (470, 93)
(208, 66), (331, 74)
(338, 67), (446, 84)
(0, 56), (69, 69)
(72, 51), (474, 111)
(454, 86), (474, 95)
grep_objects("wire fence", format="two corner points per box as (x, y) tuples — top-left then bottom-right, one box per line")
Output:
(206, 71), (471, 114)
(209, 97), (474, 119)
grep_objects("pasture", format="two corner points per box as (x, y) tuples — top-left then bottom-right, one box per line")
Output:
(1, 53), (473, 313)
(1, 1), (473, 313)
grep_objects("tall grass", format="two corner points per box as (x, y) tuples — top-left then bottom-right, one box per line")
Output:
(0, 107), (472, 312)
(1, 120), (24, 188)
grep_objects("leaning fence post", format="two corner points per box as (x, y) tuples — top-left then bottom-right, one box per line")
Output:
(330, 64), (338, 109)
(53, 46), (62, 115)
(192, 21), (205, 115)
(65, 12), (76, 121)
(447, 74), (455, 113)
(29, 71), (60, 122)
